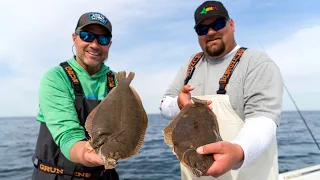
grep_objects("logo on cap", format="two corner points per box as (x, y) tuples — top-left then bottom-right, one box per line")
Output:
(200, 6), (218, 14)
(88, 12), (108, 25)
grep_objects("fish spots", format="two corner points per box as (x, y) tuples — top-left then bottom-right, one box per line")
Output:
(85, 71), (148, 169)
(163, 97), (221, 177)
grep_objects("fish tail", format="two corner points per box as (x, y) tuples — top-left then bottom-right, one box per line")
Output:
(116, 71), (135, 85)
(191, 97), (206, 105)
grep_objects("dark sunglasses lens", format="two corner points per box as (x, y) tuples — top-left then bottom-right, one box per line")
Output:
(196, 25), (209, 36)
(79, 32), (95, 42)
(97, 36), (111, 45)
(196, 19), (227, 35)
(212, 19), (227, 31)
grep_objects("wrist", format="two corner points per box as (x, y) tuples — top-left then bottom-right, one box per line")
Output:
(233, 143), (244, 162)
(177, 96), (183, 109)
(231, 143), (245, 169)
(70, 140), (86, 164)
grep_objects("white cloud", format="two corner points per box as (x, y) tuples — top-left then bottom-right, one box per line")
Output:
(0, 0), (197, 116)
(267, 25), (320, 76)
(266, 25), (320, 111)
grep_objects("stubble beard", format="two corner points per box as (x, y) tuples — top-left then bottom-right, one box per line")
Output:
(205, 41), (225, 57)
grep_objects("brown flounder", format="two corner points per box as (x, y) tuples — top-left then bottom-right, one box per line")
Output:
(163, 97), (222, 177)
(85, 71), (148, 169)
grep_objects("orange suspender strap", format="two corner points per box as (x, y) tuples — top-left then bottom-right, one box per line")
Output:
(217, 47), (247, 94)
(184, 52), (204, 85)
(60, 62), (83, 96)
(183, 47), (247, 94)
(106, 71), (116, 93)
(60, 62), (116, 95)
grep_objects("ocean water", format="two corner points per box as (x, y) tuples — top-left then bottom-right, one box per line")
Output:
(0, 111), (320, 180)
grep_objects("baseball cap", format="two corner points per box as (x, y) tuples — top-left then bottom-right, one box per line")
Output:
(194, 1), (229, 28)
(75, 12), (112, 36)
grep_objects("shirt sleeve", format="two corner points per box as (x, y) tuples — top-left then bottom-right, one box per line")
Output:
(244, 52), (284, 125)
(38, 67), (86, 160)
(231, 116), (277, 169)
(159, 54), (197, 118)
(159, 96), (181, 119)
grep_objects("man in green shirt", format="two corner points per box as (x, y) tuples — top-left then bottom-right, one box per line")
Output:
(32, 12), (119, 180)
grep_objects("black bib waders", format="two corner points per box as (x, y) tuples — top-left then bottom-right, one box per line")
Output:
(32, 62), (119, 180)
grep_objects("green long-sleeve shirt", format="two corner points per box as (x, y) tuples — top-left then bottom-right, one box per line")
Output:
(36, 57), (117, 160)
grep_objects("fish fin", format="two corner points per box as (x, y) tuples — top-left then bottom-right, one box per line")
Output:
(163, 104), (191, 147)
(130, 111), (148, 157)
(102, 81), (117, 102)
(85, 141), (94, 151)
(84, 105), (100, 138)
(163, 122), (175, 147)
(125, 85), (148, 156)
(191, 97), (206, 105)
(129, 86), (148, 156)
(130, 86), (143, 106)
(116, 71), (135, 86)
(206, 108), (223, 141)
(85, 77), (118, 138)
(180, 149), (203, 177)
(181, 149), (210, 177)
(85, 76), (118, 138)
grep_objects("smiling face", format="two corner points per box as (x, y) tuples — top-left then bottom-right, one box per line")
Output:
(197, 16), (236, 58)
(72, 24), (112, 75)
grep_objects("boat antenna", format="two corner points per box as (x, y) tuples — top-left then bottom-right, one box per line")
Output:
(259, 42), (320, 151)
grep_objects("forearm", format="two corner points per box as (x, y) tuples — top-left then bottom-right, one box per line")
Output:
(43, 100), (86, 160)
(231, 116), (277, 169)
(70, 140), (105, 167)
(41, 95), (86, 161)
(70, 141), (87, 164)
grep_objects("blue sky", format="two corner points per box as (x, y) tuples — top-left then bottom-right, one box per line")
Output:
(1, 0), (320, 116)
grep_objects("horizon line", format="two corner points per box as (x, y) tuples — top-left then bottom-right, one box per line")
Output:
(1, 110), (320, 119)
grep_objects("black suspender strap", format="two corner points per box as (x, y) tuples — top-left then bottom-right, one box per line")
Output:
(184, 52), (204, 85)
(60, 62), (117, 96)
(217, 47), (247, 94)
(60, 62), (83, 96)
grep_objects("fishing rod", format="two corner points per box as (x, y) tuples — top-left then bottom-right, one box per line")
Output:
(259, 43), (320, 151)
(284, 84), (320, 151)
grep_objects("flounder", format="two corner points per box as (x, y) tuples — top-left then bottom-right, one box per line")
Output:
(163, 97), (222, 177)
(85, 71), (148, 169)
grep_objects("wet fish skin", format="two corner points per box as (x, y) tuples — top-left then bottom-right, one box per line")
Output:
(164, 97), (222, 177)
(85, 71), (148, 169)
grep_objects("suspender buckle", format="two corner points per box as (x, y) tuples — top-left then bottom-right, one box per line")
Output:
(217, 89), (226, 94)
(33, 157), (39, 168)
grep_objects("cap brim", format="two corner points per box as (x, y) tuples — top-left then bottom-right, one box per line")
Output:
(76, 22), (112, 36)
(194, 14), (229, 29)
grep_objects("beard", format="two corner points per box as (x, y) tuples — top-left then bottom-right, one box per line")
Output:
(204, 33), (226, 57)
(77, 48), (108, 67)
(205, 40), (225, 57)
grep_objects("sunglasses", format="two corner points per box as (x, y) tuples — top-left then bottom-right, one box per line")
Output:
(195, 18), (228, 36)
(75, 31), (111, 45)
